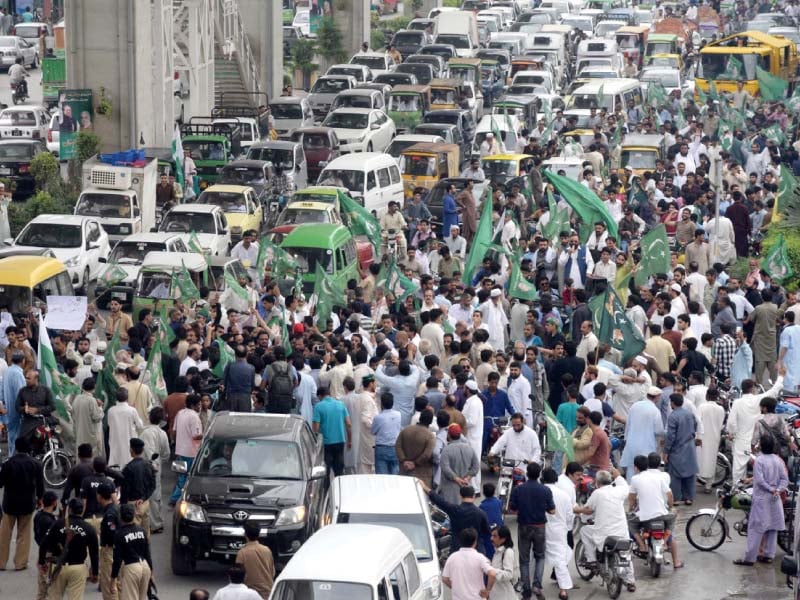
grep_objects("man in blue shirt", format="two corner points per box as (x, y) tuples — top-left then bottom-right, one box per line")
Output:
(370, 392), (402, 474)
(482, 372), (515, 452)
(312, 385), (351, 476)
(509, 462), (555, 600)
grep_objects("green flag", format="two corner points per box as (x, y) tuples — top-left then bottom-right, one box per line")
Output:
(224, 270), (250, 302)
(143, 326), (167, 402)
(491, 115), (502, 141)
(776, 164), (798, 223)
(610, 119), (623, 146)
(720, 55), (744, 80)
(337, 190), (382, 251)
(377, 258), (419, 308)
(757, 66), (788, 101)
(634, 224), (670, 286)
(588, 286), (646, 364)
(281, 317), (292, 355)
(542, 190), (570, 244)
(696, 84), (708, 105)
(462, 186), (494, 284)
(313, 262), (344, 326)
(37, 326), (72, 421)
(708, 80), (720, 102)
(508, 262), (538, 301)
(211, 339), (235, 378)
(763, 123), (785, 145)
(188, 231), (204, 255)
(595, 83), (605, 109)
(96, 328), (120, 412)
(544, 403), (574, 461)
(762, 233), (795, 282)
(98, 263), (128, 288)
(543, 170), (618, 242)
(788, 87), (800, 112)
(647, 81), (666, 108)
(674, 104), (687, 130)
(256, 237), (300, 279)
(174, 261), (200, 300)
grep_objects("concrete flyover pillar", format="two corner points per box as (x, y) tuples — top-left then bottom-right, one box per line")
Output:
(334, 0), (370, 59)
(238, 0), (282, 101)
(65, 0), (155, 152)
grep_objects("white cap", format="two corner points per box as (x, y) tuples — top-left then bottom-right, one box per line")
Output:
(647, 386), (662, 396)
(465, 380), (479, 391)
(490, 288), (502, 298)
(635, 355), (648, 366)
(670, 283), (682, 293)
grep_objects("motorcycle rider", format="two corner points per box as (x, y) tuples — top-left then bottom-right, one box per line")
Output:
(9, 57), (28, 99)
(573, 467), (637, 593)
(272, 166), (294, 205)
(15, 369), (57, 449)
(627, 453), (683, 568)
(379, 201), (407, 257)
(488, 412), (541, 465)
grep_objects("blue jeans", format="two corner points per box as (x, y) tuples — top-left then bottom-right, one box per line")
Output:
(374, 445), (399, 475)
(170, 455), (194, 503)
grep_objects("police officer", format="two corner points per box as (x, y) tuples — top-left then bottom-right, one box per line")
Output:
(111, 503), (153, 600)
(81, 457), (121, 538)
(38, 497), (99, 600)
(120, 439), (155, 538)
(97, 482), (119, 600)
(34, 491), (59, 600)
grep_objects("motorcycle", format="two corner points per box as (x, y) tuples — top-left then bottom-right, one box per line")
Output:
(685, 480), (752, 551)
(576, 473), (595, 505)
(30, 415), (73, 488)
(485, 416), (509, 473)
(10, 78), (28, 105)
(429, 506), (452, 568)
(574, 533), (634, 599)
(634, 519), (668, 578)
(264, 187), (286, 229)
(380, 228), (405, 262)
(497, 457), (526, 514)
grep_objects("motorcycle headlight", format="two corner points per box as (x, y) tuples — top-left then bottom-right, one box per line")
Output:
(177, 501), (207, 523)
(64, 256), (80, 268)
(275, 505), (306, 526)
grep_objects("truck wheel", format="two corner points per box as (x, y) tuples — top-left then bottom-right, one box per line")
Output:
(171, 541), (196, 576)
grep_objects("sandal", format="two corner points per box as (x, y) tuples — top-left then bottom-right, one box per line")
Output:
(757, 556), (773, 564)
(733, 559), (755, 566)
(626, 583), (636, 592)
(673, 562), (684, 569)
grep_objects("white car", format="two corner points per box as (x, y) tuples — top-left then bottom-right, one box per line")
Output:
(46, 110), (60, 155)
(349, 52), (395, 78)
(0, 35), (38, 69)
(293, 8), (312, 37)
(0, 105), (49, 141)
(11, 214), (110, 291)
(322, 108), (395, 154)
(158, 204), (231, 256)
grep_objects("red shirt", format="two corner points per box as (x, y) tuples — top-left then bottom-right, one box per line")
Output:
(588, 427), (611, 471)
(163, 392), (187, 439)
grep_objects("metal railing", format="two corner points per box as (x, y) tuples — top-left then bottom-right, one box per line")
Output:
(216, 0), (262, 105)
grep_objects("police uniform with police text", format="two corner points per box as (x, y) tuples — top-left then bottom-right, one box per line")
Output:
(120, 446), (155, 538)
(38, 515), (99, 600)
(99, 502), (120, 600)
(111, 520), (152, 600)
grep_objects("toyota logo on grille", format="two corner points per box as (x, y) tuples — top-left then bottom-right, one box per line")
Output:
(233, 510), (249, 522)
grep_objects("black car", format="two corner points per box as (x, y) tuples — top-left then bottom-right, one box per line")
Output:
(219, 159), (274, 206)
(0, 139), (47, 200)
(373, 72), (418, 88)
(390, 29), (425, 59)
(171, 413), (329, 574)
(394, 62), (434, 85)
(421, 109), (477, 143)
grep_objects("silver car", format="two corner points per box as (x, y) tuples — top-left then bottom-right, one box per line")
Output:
(0, 36), (38, 70)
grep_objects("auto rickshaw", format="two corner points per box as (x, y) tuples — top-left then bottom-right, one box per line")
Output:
(509, 57), (546, 84)
(399, 142), (460, 198)
(448, 57), (482, 85)
(615, 25), (649, 69)
(619, 134), (665, 178)
(387, 85), (431, 133)
(481, 154), (534, 187)
(429, 78), (466, 111)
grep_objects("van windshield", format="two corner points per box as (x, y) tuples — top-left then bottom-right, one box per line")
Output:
(138, 272), (173, 299)
(337, 512), (433, 561)
(566, 93), (612, 110)
(75, 193), (132, 217)
(318, 169), (364, 193)
(272, 581), (372, 600)
(109, 242), (166, 265)
(247, 147), (294, 170)
(281, 247), (332, 274)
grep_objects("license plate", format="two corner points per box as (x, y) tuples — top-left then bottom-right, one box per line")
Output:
(11, 129), (21, 136)
(0, 167), (10, 175)
(228, 541), (244, 550)
(111, 291), (127, 300)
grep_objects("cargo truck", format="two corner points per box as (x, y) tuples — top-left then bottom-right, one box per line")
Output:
(74, 156), (158, 243)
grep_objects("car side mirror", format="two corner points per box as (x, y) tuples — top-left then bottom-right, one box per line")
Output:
(88, 241), (100, 250)
(3, 237), (13, 246)
(310, 465), (326, 480)
(98, 257), (107, 263)
(371, 123), (380, 130)
(172, 460), (188, 474)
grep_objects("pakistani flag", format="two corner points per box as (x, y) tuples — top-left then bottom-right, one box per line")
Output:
(313, 262), (344, 326)
(757, 66), (788, 101)
(224, 270), (250, 302)
(377, 258), (419, 308)
(188, 231), (204, 255)
(543, 170), (618, 241)
(588, 286), (646, 364)
(763, 123), (785, 145)
(634, 224), (670, 286)
(647, 81), (666, 108)
(717, 119), (733, 152)
(544, 403), (574, 461)
(337, 190), (382, 251)
(614, 252), (636, 306)
(96, 328), (121, 411)
(762, 233), (794, 282)
(37, 326), (75, 421)
(143, 326), (167, 402)
(211, 339), (235, 378)
(721, 55), (744, 80)
(508, 262), (538, 301)
(491, 115), (502, 143)
(788, 87), (800, 112)
(256, 237), (299, 280)
(462, 186), (494, 284)
(171, 123), (184, 188)
(775, 164), (799, 224)
(174, 261), (200, 300)
(542, 191), (570, 244)
(98, 263), (128, 288)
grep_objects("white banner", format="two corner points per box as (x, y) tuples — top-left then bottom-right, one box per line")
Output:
(44, 296), (88, 331)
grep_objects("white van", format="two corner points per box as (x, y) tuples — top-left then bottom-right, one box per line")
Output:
(318, 153), (403, 216)
(331, 475), (444, 599)
(576, 38), (623, 75)
(270, 524), (429, 600)
(564, 78), (643, 120)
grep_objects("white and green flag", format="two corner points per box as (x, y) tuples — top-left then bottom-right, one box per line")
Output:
(143, 326), (168, 402)
(171, 123), (184, 188)
(37, 326), (75, 422)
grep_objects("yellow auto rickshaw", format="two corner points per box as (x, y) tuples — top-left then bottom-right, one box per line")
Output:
(399, 143), (460, 198)
(429, 78), (466, 111)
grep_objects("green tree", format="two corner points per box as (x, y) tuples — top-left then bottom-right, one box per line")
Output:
(30, 152), (60, 190)
(315, 17), (347, 64)
(291, 37), (318, 90)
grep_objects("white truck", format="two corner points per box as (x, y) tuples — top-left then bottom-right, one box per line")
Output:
(435, 10), (480, 57)
(75, 156), (158, 243)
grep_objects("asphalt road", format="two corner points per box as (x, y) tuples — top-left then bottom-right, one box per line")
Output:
(0, 461), (792, 600)
(0, 61), (44, 109)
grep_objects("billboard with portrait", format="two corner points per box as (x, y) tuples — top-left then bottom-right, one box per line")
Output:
(58, 89), (93, 160)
